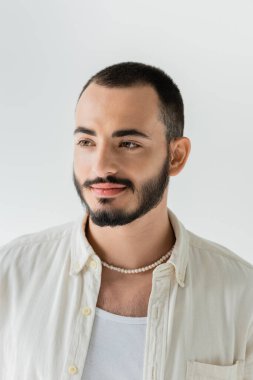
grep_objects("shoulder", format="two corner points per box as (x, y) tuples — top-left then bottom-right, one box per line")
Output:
(0, 220), (76, 270)
(187, 229), (253, 282)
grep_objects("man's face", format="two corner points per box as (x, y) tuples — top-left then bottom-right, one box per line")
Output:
(73, 82), (171, 227)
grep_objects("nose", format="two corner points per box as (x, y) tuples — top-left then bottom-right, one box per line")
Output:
(91, 144), (118, 178)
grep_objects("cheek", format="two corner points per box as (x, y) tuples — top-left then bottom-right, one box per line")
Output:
(73, 147), (161, 176)
(73, 151), (88, 178)
(74, 149), (93, 167)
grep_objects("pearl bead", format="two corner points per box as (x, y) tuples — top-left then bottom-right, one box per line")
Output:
(100, 244), (175, 274)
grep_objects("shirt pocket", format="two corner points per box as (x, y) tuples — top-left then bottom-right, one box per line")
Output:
(186, 359), (245, 380)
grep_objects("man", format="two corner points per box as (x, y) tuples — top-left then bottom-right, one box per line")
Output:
(0, 62), (252, 380)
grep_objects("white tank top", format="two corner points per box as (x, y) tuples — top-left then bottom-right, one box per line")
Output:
(82, 307), (147, 380)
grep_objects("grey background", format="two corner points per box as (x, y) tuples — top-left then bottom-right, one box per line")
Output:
(0, 0), (252, 264)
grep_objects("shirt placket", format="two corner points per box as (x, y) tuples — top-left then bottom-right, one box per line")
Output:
(142, 265), (174, 380)
(63, 257), (101, 380)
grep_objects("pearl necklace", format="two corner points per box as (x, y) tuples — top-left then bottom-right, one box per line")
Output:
(101, 244), (175, 274)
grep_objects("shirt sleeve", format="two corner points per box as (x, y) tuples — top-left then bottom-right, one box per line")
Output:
(244, 321), (253, 379)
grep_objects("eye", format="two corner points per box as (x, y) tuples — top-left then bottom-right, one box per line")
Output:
(76, 140), (141, 150)
(77, 139), (93, 147)
(119, 141), (140, 150)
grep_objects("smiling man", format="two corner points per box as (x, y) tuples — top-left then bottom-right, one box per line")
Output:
(1, 62), (253, 380)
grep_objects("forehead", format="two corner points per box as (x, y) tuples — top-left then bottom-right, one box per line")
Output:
(75, 82), (161, 127)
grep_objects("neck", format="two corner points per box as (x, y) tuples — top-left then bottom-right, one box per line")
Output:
(85, 203), (176, 273)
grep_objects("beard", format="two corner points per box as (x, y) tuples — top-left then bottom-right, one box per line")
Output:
(72, 147), (170, 227)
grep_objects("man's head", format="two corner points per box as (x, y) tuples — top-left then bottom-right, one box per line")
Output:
(73, 62), (191, 227)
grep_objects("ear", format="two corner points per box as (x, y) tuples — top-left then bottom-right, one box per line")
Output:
(169, 137), (191, 176)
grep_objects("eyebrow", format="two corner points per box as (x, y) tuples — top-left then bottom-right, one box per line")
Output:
(73, 126), (151, 140)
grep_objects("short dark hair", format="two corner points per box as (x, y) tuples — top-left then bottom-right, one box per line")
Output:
(77, 61), (184, 143)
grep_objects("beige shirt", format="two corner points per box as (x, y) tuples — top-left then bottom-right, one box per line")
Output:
(0, 207), (253, 380)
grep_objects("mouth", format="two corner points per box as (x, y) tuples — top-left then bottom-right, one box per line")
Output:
(90, 186), (127, 197)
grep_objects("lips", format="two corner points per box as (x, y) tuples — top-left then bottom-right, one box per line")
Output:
(91, 187), (127, 197)
(91, 183), (126, 189)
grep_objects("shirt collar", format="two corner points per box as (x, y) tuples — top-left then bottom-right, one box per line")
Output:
(163, 208), (189, 287)
(69, 211), (94, 275)
(69, 207), (189, 288)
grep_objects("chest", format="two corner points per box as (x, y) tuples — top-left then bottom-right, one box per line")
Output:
(96, 283), (152, 317)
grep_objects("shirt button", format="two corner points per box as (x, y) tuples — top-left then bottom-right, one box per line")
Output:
(82, 307), (92, 316)
(89, 259), (97, 269)
(68, 365), (78, 375)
